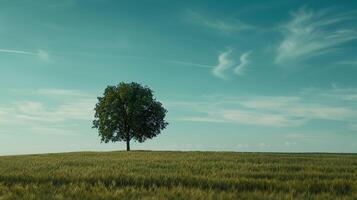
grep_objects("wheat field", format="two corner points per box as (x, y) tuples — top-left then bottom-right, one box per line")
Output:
(0, 151), (356, 199)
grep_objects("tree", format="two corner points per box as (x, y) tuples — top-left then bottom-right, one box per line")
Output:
(93, 82), (168, 151)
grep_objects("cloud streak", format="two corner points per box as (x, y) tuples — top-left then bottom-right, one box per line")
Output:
(275, 7), (357, 65)
(337, 60), (357, 65)
(164, 60), (213, 69)
(0, 49), (50, 61)
(0, 49), (34, 55)
(222, 110), (305, 127)
(37, 89), (92, 98)
(186, 10), (255, 33)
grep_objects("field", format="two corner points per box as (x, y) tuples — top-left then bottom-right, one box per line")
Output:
(0, 151), (356, 199)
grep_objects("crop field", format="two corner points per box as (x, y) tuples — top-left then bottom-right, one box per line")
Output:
(0, 151), (356, 199)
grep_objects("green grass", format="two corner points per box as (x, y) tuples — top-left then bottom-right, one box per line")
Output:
(0, 151), (356, 199)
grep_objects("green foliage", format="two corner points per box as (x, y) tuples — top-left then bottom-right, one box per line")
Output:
(93, 82), (168, 150)
(0, 151), (356, 199)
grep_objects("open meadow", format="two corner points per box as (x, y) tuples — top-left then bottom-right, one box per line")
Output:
(0, 151), (356, 199)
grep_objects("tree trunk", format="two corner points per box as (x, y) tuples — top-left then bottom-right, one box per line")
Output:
(126, 139), (130, 151)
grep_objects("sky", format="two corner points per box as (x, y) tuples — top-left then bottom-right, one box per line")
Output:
(1, 0), (357, 155)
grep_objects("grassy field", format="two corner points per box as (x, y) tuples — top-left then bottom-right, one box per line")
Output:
(0, 151), (356, 199)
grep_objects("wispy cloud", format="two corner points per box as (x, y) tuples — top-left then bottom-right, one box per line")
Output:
(167, 86), (357, 127)
(0, 89), (95, 135)
(177, 106), (306, 127)
(164, 60), (213, 69)
(286, 133), (320, 140)
(301, 85), (357, 101)
(0, 49), (50, 61)
(212, 48), (233, 79)
(95, 53), (213, 70)
(0, 49), (33, 55)
(349, 124), (357, 131)
(258, 143), (272, 148)
(337, 60), (357, 65)
(234, 51), (252, 75)
(37, 50), (50, 61)
(275, 7), (357, 65)
(186, 9), (255, 33)
(178, 116), (225, 123)
(239, 96), (355, 121)
(9, 99), (95, 123)
(37, 89), (92, 98)
(222, 110), (305, 127)
(47, 0), (75, 8)
(212, 49), (252, 79)
(239, 97), (300, 109)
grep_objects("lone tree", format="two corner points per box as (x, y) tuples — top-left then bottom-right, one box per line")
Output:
(93, 82), (168, 151)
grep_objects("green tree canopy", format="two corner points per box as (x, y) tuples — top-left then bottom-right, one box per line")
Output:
(93, 82), (168, 151)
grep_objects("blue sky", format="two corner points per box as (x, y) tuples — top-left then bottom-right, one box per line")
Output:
(1, 0), (357, 155)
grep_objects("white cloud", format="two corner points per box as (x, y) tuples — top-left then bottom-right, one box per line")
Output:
(8, 99), (95, 123)
(88, 53), (213, 71)
(0, 110), (7, 123)
(28, 127), (82, 136)
(337, 60), (357, 65)
(178, 116), (226, 123)
(37, 50), (50, 61)
(240, 99), (355, 122)
(240, 97), (354, 121)
(37, 89), (91, 98)
(258, 143), (271, 148)
(212, 48), (233, 79)
(240, 97), (300, 109)
(301, 86), (357, 101)
(16, 102), (44, 116)
(0, 48), (50, 61)
(286, 133), (320, 140)
(349, 124), (357, 131)
(275, 7), (357, 65)
(169, 86), (357, 127)
(165, 60), (213, 69)
(47, 0), (75, 8)
(289, 106), (354, 121)
(186, 10), (255, 33)
(212, 49), (253, 79)
(234, 51), (252, 75)
(0, 49), (33, 55)
(284, 141), (291, 147)
(0, 89), (96, 135)
(236, 144), (250, 149)
(55, 99), (96, 121)
(222, 110), (305, 127)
